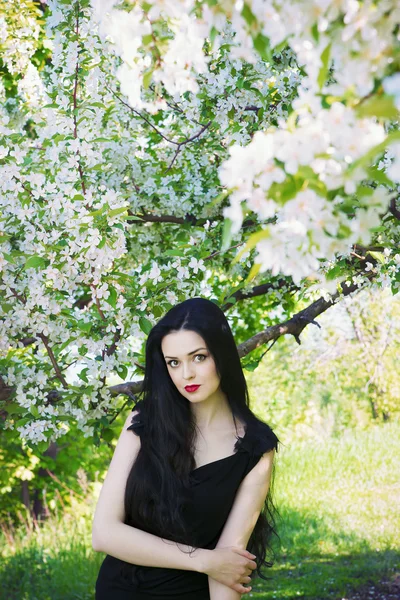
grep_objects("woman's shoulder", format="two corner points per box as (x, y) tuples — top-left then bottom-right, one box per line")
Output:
(236, 418), (280, 457)
(126, 400), (145, 436)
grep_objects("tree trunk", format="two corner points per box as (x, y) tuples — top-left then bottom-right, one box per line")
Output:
(31, 441), (59, 522)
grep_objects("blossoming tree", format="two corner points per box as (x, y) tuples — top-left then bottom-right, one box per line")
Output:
(1, 0), (400, 455)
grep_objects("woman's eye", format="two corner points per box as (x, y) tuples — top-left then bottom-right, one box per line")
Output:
(167, 354), (206, 368)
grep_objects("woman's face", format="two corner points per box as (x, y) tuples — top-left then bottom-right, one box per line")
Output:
(161, 329), (221, 403)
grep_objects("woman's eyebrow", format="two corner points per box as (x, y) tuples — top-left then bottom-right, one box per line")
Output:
(164, 347), (207, 359)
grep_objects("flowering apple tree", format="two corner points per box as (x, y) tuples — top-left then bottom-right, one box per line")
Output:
(0, 0), (400, 452)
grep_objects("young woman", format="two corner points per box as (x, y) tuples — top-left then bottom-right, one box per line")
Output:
(93, 297), (280, 600)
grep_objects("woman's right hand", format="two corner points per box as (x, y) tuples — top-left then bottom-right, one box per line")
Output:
(200, 546), (257, 594)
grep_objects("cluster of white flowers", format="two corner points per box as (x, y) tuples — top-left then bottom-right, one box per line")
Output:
(0, 2), (42, 77)
(93, 1), (400, 110)
(219, 100), (394, 284)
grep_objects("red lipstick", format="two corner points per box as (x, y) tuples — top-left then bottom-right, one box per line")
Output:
(185, 385), (200, 392)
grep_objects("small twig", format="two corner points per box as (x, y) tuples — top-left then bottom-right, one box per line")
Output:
(204, 241), (245, 261)
(106, 84), (211, 172)
(164, 120), (212, 173)
(350, 251), (366, 260)
(106, 328), (121, 357)
(91, 286), (106, 321)
(37, 333), (68, 389)
(10, 287), (27, 304)
(107, 398), (131, 426)
(107, 85), (178, 144)
(220, 279), (298, 312)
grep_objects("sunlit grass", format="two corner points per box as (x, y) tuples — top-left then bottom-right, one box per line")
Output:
(0, 422), (399, 600)
(249, 421), (400, 599)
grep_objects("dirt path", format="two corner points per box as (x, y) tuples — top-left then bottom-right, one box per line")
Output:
(339, 573), (400, 600)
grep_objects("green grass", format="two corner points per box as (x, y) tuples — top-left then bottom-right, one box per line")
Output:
(1, 421), (399, 600)
(249, 421), (400, 599)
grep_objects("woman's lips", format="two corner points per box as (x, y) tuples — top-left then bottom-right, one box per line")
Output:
(185, 385), (201, 392)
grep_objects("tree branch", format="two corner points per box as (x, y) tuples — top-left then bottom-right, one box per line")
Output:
(37, 334), (68, 389)
(220, 279), (298, 311)
(389, 196), (400, 220)
(164, 120), (212, 173)
(237, 270), (375, 356)
(106, 84), (211, 172)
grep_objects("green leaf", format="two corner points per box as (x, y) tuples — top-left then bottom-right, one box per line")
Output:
(142, 34), (153, 45)
(222, 296), (237, 306)
(105, 286), (117, 308)
(347, 129), (400, 174)
(317, 42), (332, 91)
(57, 336), (77, 352)
(116, 364), (128, 380)
(209, 188), (231, 208)
(15, 418), (31, 428)
(3, 402), (25, 415)
(326, 264), (343, 280)
(24, 256), (47, 270)
(245, 261), (261, 284)
(1, 303), (14, 313)
(369, 225), (387, 233)
(164, 249), (186, 257)
(366, 166), (393, 187)
(269, 178), (297, 204)
(30, 405), (39, 418)
(311, 22), (319, 44)
(102, 427), (115, 442)
(241, 2), (257, 27)
(242, 360), (260, 372)
(2, 252), (15, 263)
(232, 227), (270, 265)
(77, 320), (92, 333)
(367, 250), (385, 264)
(139, 316), (153, 335)
(209, 26), (218, 44)
(78, 368), (89, 383)
(108, 206), (128, 218)
(221, 217), (234, 253)
(88, 205), (107, 218)
(355, 96), (399, 120)
(143, 68), (154, 90)
(253, 33), (272, 63)
(78, 344), (88, 356)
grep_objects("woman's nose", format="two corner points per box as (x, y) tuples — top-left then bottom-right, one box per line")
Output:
(182, 363), (195, 379)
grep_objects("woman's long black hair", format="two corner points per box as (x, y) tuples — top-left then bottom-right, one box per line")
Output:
(123, 297), (281, 580)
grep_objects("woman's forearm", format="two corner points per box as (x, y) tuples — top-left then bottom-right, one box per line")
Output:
(93, 521), (210, 572)
(208, 576), (242, 600)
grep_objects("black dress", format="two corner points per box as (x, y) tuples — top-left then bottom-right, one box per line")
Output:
(95, 410), (279, 600)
